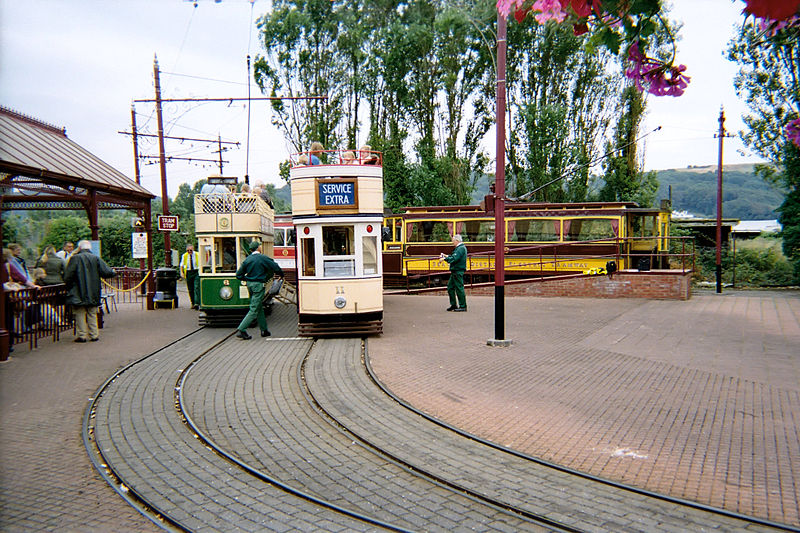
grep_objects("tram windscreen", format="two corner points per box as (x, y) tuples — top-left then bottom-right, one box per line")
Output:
(216, 237), (237, 273)
(322, 226), (355, 277)
(301, 238), (315, 276)
(363, 236), (378, 275)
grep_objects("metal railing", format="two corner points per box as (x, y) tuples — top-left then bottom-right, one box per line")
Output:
(5, 284), (73, 349)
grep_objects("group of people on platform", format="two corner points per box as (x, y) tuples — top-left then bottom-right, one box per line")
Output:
(3, 239), (116, 347)
(296, 142), (379, 166)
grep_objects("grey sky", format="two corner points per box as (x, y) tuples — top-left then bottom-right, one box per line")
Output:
(1, 0), (763, 200)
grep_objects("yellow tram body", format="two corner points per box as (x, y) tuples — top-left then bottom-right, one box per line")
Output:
(382, 202), (673, 284)
(290, 151), (384, 336)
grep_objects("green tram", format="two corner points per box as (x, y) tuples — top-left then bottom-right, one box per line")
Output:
(194, 179), (275, 326)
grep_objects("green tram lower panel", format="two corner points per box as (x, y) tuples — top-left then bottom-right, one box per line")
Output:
(199, 276), (251, 309)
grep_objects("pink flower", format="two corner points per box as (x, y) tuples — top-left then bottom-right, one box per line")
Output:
(497, 0), (525, 17)
(786, 118), (800, 148)
(531, 0), (568, 24)
(625, 43), (691, 97)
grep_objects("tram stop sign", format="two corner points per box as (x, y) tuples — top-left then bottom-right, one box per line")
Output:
(157, 215), (179, 232)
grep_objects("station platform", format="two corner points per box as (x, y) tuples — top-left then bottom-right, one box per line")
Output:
(0, 288), (798, 531)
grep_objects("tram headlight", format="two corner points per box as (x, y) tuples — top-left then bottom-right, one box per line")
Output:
(219, 286), (234, 300)
(334, 296), (347, 309)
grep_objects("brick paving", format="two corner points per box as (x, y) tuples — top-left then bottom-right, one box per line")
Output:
(0, 300), (198, 532)
(368, 290), (800, 528)
(1, 287), (798, 531)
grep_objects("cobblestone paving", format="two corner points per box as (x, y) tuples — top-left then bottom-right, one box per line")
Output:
(181, 337), (545, 531)
(91, 306), (379, 532)
(307, 338), (779, 532)
(368, 292), (800, 529)
(0, 302), (197, 533)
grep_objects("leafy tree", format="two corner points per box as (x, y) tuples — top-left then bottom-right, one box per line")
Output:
(254, 0), (344, 156)
(42, 216), (91, 250)
(599, 86), (659, 206)
(729, 20), (800, 280)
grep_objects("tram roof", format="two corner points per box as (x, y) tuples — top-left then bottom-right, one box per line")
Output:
(399, 201), (642, 215)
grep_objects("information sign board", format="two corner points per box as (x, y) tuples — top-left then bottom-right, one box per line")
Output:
(317, 179), (357, 208)
(132, 232), (148, 259)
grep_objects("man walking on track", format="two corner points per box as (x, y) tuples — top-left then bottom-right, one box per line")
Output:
(179, 243), (200, 309)
(64, 240), (116, 342)
(235, 241), (283, 340)
(440, 234), (467, 312)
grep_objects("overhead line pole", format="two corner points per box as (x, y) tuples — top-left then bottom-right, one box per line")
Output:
(153, 55), (172, 267)
(489, 11), (511, 347)
(714, 107), (733, 294)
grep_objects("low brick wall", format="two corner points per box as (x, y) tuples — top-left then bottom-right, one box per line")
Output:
(428, 270), (692, 300)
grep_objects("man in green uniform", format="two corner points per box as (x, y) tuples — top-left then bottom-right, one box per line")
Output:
(440, 234), (467, 312)
(235, 241), (284, 339)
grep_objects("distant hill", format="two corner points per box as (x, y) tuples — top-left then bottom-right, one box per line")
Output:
(277, 163), (786, 220)
(656, 164), (785, 220)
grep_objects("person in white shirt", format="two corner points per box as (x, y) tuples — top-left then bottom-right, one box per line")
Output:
(179, 243), (200, 309)
(55, 241), (74, 260)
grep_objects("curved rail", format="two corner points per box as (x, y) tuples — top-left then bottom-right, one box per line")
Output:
(361, 343), (800, 533)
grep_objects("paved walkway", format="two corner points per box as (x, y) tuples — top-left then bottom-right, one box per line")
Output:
(0, 288), (798, 530)
(369, 289), (800, 527)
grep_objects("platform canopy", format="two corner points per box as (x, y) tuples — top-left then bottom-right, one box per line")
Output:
(0, 106), (153, 218)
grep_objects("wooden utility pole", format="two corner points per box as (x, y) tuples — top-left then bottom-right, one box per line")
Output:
(130, 105), (146, 271)
(153, 55), (172, 267)
(489, 11), (511, 347)
(714, 107), (733, 294)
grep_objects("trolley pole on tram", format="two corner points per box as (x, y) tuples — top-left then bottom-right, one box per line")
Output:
(488, 11), (512, 347)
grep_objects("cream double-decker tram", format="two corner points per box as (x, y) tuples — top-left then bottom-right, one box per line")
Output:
(290, 149), (383, 336)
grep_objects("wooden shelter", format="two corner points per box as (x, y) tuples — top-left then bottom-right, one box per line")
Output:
(0, 106), (157, 359)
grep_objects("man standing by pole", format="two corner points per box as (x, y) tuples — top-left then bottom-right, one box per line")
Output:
(179, 243), (200, 309)
(235, 241), (283, 340)
(440, 235), (467, 312)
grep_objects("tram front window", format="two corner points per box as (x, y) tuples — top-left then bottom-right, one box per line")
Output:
(322, 226), (355, 277)
(216, 237), (237, 273)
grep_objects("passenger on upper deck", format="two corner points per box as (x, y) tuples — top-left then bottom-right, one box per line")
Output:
(253, 181), (274, 208)
(341, 151), (356, 164)
(297, 154), (309, 166)
(359, 145), (378, 165)
(309, 141), (324, 165)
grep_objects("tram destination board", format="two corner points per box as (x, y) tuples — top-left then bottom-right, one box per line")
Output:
(157, 215), (180, 232)
(316, 178), (358, 210)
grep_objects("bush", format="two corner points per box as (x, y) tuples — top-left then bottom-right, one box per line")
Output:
(693, 236), (797, 287)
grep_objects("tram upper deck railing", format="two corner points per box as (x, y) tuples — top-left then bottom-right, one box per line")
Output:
(290, 148), (382, 168)
(194, 192), (273, 216)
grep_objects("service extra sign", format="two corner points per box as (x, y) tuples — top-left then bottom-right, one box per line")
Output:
(316, 178), (357, 210)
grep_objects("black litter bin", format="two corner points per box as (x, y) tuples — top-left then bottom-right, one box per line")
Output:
(637, 257), (651, 272)
(155, 267), (179, 308)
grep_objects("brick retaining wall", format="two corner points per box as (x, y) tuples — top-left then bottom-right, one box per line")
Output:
(425, 270), (692, 300)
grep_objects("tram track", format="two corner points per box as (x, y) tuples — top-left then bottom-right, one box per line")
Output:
(362, 343), (800, 533)
(85, 313), (798, 532)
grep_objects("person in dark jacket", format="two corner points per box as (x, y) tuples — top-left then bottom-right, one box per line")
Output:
(440, 234), (467, 312)
(35, 245), (66, 285)
(235, 240), (283, 340)
(64, 240), (116, 342)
